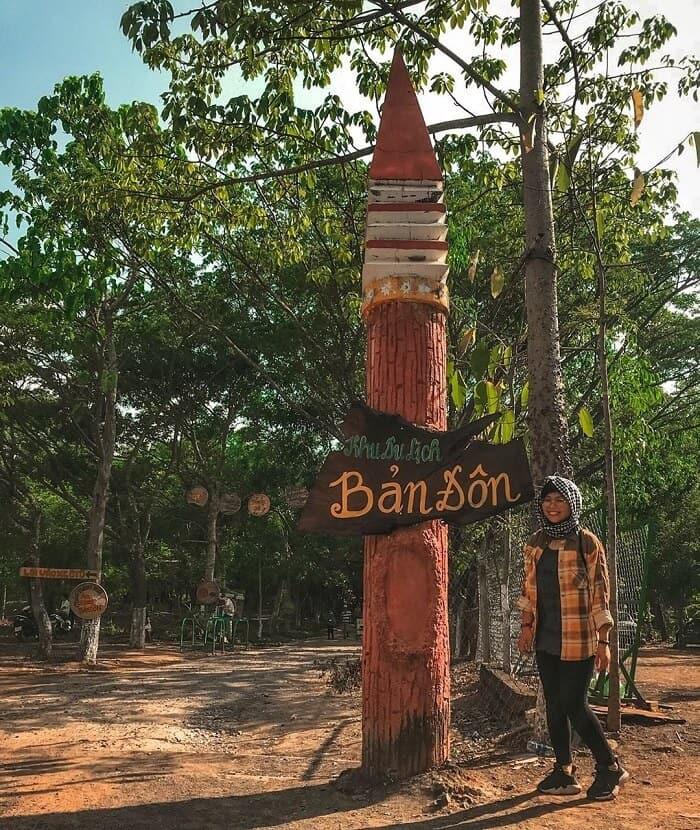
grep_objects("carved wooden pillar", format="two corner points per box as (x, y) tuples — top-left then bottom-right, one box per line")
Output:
(361, 50), (450, 779)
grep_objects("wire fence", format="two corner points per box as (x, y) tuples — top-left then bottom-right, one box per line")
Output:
(474, 510), (650, 693)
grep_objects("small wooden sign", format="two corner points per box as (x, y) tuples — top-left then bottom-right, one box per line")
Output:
(69, 582), (109, 620)
(284, 486), (309, 509)
(248, 494), (271, 517)
(219, 493), (242, 514)
(19, 567), (99, 581)
(186, 486), (209, 507)
(196, 580), (220, 605)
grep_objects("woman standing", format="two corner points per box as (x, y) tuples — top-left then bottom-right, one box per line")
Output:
(517, 475), (630, 801)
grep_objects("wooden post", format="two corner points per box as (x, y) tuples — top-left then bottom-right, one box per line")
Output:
(500, 518), (512, 673)
(597, 249), (621, 732)
(361, 50), (450, 780)
(477, 541), (492, 664)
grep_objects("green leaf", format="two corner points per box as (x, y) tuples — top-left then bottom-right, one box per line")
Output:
(556, 160), (571, 193)
(485, 380), (500, 414)
(500, 409), (515, 443)
(520, 381), (529, 409)
(566, 132), (585, 166)
(450, 369), (467, 409)
(579, 407), (595, 438)
(488, 345), (502, 378)
(595, 207), (605, 242)
(470, 341), (490, 379)
(474, 380), (487, 414)
(549, 155), (559, 189)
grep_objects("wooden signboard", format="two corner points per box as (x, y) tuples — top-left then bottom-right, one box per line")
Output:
(69, 582), (109, 620)
(248, 494), (271, 517)
(298, 403), (534, 536)
(19, 567), (99, 580)
(284, 486), (309, 509)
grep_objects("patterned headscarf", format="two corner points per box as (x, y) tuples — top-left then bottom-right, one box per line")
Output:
(537, 475), (582, 538)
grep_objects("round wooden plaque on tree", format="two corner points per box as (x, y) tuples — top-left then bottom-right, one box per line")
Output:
(186, 486), (209, 507)
(196, 580), (220, 605)
(219, 493), (242, 514)
(248, 494), (271, 516)
(69, 582), (109, 620)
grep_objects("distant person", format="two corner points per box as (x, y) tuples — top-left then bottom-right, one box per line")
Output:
(144, 615), (152, 643)
(517, 476), (629, 801)
(326, 611), (336, 640)
(59, 595), (74, 626)
(219, 593), (235, 642)
(341, 607), (352, 639)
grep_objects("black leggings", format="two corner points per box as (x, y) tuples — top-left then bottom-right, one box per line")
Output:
(536, 651), (615, 768)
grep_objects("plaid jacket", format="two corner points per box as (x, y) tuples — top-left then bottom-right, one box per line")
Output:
(517, 528), (614, 661)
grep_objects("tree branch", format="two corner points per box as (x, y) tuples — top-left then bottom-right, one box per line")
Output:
(370, 0), (519, 114)
(118, 113), (517, 203)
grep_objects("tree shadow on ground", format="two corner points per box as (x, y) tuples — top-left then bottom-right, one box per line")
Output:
(0, 782), (373, 830)
(0, 753), (180, 798)
(378, 790), (597, 829)
(0, 786), (603, 830)
(0, 640), (361, 735)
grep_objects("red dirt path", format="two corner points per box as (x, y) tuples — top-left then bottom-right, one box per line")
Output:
(0, 640), (697, 829)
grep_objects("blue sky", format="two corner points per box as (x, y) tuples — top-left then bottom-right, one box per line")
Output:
(1, 1), (165, 110)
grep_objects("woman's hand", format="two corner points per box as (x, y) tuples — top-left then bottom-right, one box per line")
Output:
(518, 626), (534, 654)
(595, 641), (611, 672)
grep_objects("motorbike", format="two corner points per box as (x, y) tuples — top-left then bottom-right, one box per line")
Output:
(13, 605), (73, 640)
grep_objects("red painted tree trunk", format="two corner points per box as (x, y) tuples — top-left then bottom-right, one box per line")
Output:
(362, 302), (450, 779)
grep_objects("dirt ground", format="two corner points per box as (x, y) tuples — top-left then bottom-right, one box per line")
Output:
(0, 637), (698, 830)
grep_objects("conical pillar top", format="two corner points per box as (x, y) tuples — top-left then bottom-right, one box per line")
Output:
(369, 49), (442, 182)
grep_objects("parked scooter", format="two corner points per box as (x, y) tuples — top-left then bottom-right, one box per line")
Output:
(13, 605), (73, 640)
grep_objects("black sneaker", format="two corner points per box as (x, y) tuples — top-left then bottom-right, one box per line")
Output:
(537, 764), (582, 795)
(586, 758), (630, 801)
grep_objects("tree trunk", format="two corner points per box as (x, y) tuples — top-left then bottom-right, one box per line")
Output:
(28, 536), (52, 660)
(29, 575), (53, 659)
(204, 492), (219, 584)
(520, 1), (571, 484)
(362, 302), (450, 780)
(258, 556), (264, 640)
(520, 0), (572, 743)
(129, 543), (147, 649)
(597, 260), (621, 731)
(651, 592), (667, 641)
(80, 306), (118, 665)
(271, 579), (288, 634)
